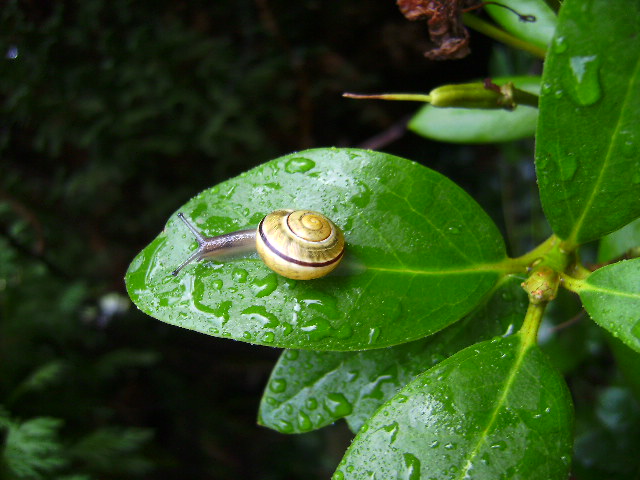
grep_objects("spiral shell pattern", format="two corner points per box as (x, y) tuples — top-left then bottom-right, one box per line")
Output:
(256, 209), (345, 280)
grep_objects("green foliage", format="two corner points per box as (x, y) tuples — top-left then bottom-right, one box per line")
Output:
(127, 149), (508, 350)
(535, 0), (640, 246)
(126, 0), (640, 478)
(4, 0), (640, 478)
(335, 335), (573, 480)
(409, 76), (541, 143)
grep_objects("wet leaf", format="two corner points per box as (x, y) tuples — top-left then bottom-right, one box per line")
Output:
(535, 0), (640, 245)
(126, 149), (508, 350)
(334, 335), (573, 480)
(258, 275), (528, 434)
(577, 258), (640, 353)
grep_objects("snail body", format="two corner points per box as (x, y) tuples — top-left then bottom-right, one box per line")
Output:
(172, 209), (345, 280)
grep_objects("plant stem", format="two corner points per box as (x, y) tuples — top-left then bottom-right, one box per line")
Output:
(559, 273), (585, 293)
(462, 13), (547, 59)
(508, 235), (559, 271)
(520, 301), (547, 346)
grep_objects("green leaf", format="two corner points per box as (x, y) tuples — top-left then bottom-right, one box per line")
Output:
(126, 149), (508, 350)
(334, 335), (573, 480)
(535, 0), (640, 246)
(485, 0), (557, 50)
(598, 217), (640, 263)
(409, 77), (540, 144)
(258, 275), (527, 434)
(576, 258), (640, 353)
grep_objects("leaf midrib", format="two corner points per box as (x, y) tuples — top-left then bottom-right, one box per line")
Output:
(457, 336), (529, 480)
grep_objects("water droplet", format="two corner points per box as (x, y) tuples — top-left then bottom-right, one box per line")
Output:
(566, 55), (602, 106)
(242, 331), (252, 340)
(285, 157), (316, 173)
(368, 327), (381, 344)
(277, 419), (293, 433)
(380, 421), (400, 445)
(448, 226), (460, 235)
(403, 452), (421, 480)
(559, 154), (578, 181)
(553, 36), (567, 54)
(305, 397), (318, 410)
(333, 470), (345, 480)
(241, 305), (280, 328)
(284, 350), (299, 361)
(232, 268), (248, 283)
(297, 411), (312, 431)
(270, 378), (287, 393)
(262, 331), (275, 343)
(323, 393), (353, 417)
(350, 182), (372, 208)
(251, 273), (278, 298)
(430, 440), (440, 449)
(490, 441), (507, 451)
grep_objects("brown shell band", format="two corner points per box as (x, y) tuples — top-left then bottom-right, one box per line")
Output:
(258, 217), (344, 268)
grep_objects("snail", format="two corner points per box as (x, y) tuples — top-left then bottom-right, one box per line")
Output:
(171, 209), (345, 280)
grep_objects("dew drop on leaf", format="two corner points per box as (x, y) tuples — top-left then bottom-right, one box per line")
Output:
(232, 268), (248, 283)
(553, 36), (568, 54)
(559, 154), (578, 181)
(305, 397), (318, 410)
(262, 331), (275, 343)
(283, 350), (299, 361)
(324, 392), (353, 417)
(284, 157), (316, 173)
(298, 410), (313, 430)
(269, 378), (287, 393)
(402, 452), (421, 480)
(251, 273), (278, 298)
(566, 55), (602, 106)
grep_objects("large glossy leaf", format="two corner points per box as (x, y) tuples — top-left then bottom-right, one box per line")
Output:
(535, 0), (640, 246)
(485, 0), (557, 50)
(126, 149), (508, 350)
(576, 258), (640, 353)
(409, 77), (540, 144)
(334, 335), (573, 480)
(259, 275), (528, 434)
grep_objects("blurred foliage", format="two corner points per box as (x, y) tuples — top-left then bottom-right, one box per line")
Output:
(2, 0), (636, 478)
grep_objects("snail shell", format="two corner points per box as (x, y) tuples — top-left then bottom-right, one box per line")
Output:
(172, 209), (345, 280)
(256, 209), (345, 280)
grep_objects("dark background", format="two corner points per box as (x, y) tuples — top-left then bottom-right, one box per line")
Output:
(0, 1), (551, 478)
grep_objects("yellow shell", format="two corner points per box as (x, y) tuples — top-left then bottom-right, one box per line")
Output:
(256, 209), (345, 280)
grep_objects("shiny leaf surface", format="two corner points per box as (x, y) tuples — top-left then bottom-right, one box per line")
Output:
(577, 258), (640, 353)
(334, 335), (573, 480)
(535, 0), (640, 245)
(259, 275), (528, 433)
(126, 149), (508, 350)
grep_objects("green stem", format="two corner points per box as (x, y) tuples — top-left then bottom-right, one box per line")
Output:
(343, 93), (432, 102)
(559, 273), (585, 293)
(463, 13), (547, 59)
(520, 301), (547, 346)
(508, 235), (559, 271)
